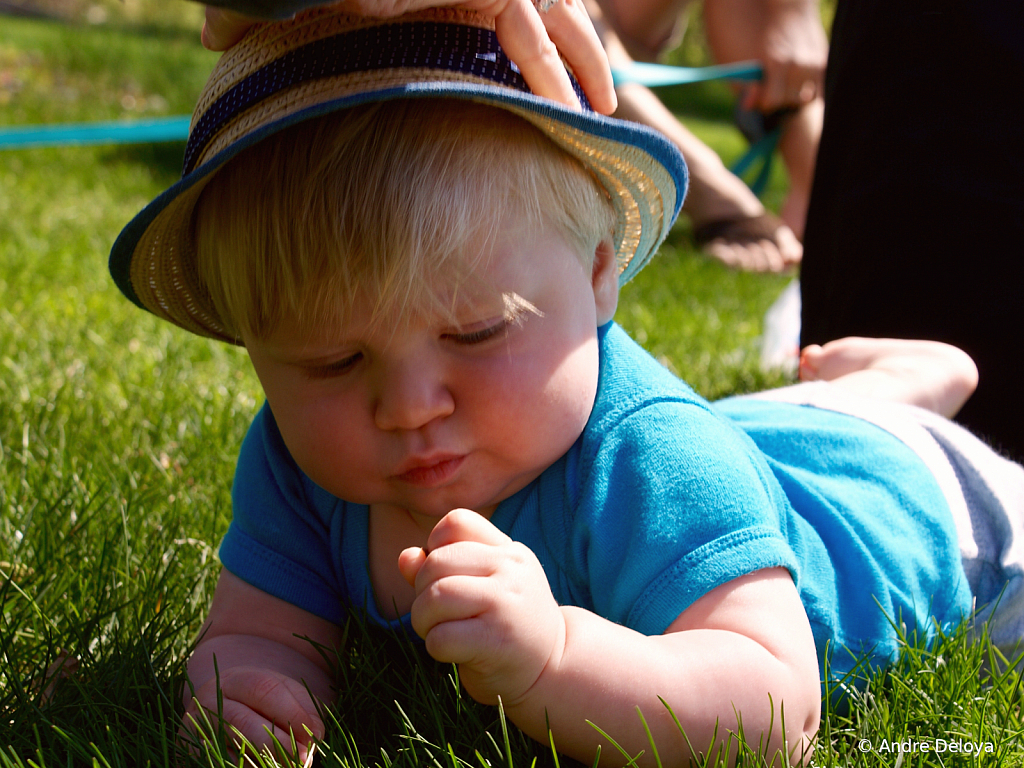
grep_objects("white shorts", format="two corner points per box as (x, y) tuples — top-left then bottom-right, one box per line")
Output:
(743, 381), (1024, 654)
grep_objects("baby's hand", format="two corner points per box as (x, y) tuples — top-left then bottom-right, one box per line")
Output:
(398, 508), (566, 706)
(182, 662), (324, 760)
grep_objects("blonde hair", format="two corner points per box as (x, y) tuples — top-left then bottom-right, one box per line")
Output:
(193, 98), (616, 341)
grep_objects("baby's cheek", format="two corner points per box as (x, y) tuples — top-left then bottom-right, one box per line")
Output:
(525, 341), (599, 457)
(285, 420), (378, 501)
(545, 337), (600, 420)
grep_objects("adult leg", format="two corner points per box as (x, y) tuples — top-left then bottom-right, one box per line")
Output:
(773, 99), (821, 239)
(703, 0), (825, 240)
(597, 0), (691, 62)
(591, 0), (802, 270)
(615, 83), (802, 270)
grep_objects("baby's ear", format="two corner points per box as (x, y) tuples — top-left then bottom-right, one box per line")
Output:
(591, 239), (619, 325)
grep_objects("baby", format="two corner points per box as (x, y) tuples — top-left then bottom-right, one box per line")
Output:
(110, 7), (1024, 765)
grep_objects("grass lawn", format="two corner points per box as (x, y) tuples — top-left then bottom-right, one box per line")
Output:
(1, 8), (1022, 767)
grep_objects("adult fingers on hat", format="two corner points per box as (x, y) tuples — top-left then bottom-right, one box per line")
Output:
(202, 6), (259, 50)
(203, 1), (340, 50)
(483, 0), (580, 110)
(441, 0), (614, 113)
(531, 0), (617, 114)
(202, 0), (614, 113)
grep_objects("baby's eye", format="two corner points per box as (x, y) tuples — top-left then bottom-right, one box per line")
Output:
(306, 353), (362, 378)
(445, 321), (507, 345)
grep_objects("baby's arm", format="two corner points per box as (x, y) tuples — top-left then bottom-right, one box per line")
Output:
(184, 570), (343, 758)
(401, 510), (820, 766)
(514, 568), (820, 765)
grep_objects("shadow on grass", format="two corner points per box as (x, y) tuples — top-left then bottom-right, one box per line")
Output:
(100, 140), (188, 183)
(318, 615), (570, 768)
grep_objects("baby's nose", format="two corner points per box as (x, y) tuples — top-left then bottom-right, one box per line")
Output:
(373, 358), (454, 431)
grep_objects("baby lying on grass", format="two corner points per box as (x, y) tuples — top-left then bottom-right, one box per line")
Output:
(111, 7), (1024, 764)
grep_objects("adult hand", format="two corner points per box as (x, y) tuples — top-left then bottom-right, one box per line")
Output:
(745, 1), (827, 113)
(398, 508), (566, 706)
(201, 0), (617, 114)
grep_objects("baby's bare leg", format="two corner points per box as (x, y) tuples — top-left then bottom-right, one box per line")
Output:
(799, 337), (979, 418)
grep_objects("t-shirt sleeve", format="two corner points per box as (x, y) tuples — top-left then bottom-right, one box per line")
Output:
(218, 403), (347, 625)
(572, 398), (800, 636)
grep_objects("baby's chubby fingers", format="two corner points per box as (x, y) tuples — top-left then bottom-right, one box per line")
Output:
(184, 665), (324, 756)
(397, 508), (505, 587)
(183, 700), (316, 760)
(405, 543), (509, 639)
(398, 545), (427, 587)
(399, 510), (511, 636)
(429, 507), (511, 549)
(397, 510), (520, 635)
(395, 509), (565, 704)
(410, 575), (501, 657)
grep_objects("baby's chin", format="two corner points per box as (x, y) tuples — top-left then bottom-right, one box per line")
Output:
(402, 497), (502, 525)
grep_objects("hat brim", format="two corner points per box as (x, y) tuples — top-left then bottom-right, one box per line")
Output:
(110, 13), (688, 343)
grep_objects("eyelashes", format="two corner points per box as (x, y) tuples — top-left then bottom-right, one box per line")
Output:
(445, 321), (507, 345)
(445, 293), (543, 345)
(306, 353), (363, 378)
(303, 321), (503, 378)
(303, 293), (542, 377)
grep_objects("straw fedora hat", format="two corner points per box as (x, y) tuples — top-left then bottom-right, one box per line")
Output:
(109, 6), (688, 343)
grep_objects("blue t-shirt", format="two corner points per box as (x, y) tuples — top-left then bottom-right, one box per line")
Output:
(220, 322), (973, 682)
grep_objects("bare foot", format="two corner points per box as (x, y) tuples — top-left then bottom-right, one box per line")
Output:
(697, 213), (802, 272)
(800, 337), (979, 418)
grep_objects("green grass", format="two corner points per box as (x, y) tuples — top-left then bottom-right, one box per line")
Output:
(1, 10), (1021, 768)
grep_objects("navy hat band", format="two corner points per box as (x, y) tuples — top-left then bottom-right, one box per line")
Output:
(184, 20), (589, 175)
